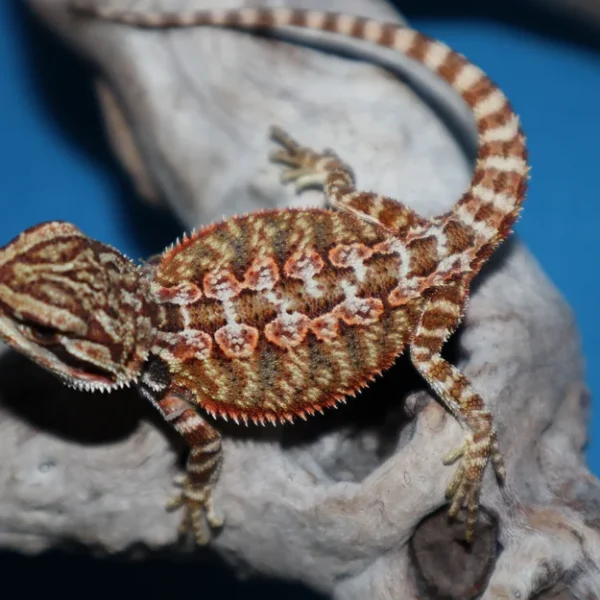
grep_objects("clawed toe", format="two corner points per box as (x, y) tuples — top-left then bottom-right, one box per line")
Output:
(269, 124), (298, 149)
(269, 126), (316, 167)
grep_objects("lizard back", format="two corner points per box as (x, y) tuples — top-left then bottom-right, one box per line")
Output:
(148, 208), (422, 424)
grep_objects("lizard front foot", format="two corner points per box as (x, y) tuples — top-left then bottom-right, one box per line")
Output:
(167, 476), (223, 545)
(444, 431), (505, 542)
(269, 125), (349, 192)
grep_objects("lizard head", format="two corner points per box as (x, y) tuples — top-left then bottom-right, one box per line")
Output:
(0, 221), (157, 392)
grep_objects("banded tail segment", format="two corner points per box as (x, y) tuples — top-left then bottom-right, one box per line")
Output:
(70, 4), (529, 255)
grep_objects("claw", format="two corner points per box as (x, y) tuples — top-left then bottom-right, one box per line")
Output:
(172, 473), (186, 487)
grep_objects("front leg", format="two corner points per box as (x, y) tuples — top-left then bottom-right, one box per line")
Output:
(409, 279), (506, 542)
(144, 383), (223, 544)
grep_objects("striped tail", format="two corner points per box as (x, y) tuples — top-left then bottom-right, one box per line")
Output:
(70, 4), (529, 253)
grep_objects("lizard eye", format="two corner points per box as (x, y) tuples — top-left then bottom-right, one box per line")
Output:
(18, 322), (61, 345)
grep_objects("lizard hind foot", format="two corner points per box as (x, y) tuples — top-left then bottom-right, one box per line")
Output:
(268, 125), (346, 192)
(443, 431), (505, 543)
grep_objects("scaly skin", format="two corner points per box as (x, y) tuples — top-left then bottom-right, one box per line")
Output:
(0, 6), (529, 544)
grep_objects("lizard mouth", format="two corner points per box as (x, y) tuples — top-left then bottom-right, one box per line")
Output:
(0, 315), (127, 393)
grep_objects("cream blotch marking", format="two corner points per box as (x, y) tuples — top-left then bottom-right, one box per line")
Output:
(204, 269), (259, 358)
(245, 256), (312, 349)
(283, 249), (325, 298)
(328, 243), (373, 283)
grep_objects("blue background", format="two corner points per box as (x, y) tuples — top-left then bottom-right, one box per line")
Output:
(0, 1), (598, 596)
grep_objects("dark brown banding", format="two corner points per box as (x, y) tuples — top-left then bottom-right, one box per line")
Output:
(256, 8), (276, 28)
(480, 139), (526, 160)
(477, 170), (523, 195)
(516, 172), (528, 201)
(406, 33), (429, 63)
(428, 359), (453, 382)
(420, 309), (453, 331)
(462, 77), (496, 108)
(431, 282), (464, 305)
(444, 220), (476, 255)
(471, 170), (485, 189)
(407, 236), (438, 278)
(412, 334), (443, 352)
(471, 243), (495, 271)
(378, 205), (402, 230)
(290, 10), (308, 28)
(437, 52), (468, 88)
(474, 203), (501, 225)
(161, 13), (193, 27)
(477, 105), (516, 132)
(448, 380), (468, 401)
(350, 16), (366, 38)
(377, 23), (398, 47)
(224, 10), (243, 26)
(496, 214), (516, 242)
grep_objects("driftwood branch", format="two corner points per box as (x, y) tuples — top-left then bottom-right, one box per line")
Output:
(3, 0), (599, 597)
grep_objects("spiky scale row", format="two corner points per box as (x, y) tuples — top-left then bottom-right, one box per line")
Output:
(0, 4), (531, 546)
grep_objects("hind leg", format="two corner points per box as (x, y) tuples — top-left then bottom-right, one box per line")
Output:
(409, 278), (506, 541)
(269, 126), (426, 234)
